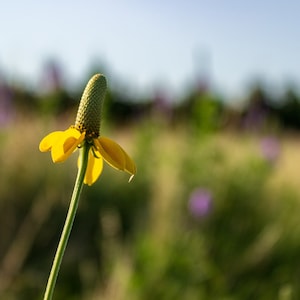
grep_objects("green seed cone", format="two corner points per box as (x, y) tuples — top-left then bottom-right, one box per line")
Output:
(75, 74), (107, 137)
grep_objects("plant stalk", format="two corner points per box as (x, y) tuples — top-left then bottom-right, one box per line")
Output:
(43, 143), (90, 300)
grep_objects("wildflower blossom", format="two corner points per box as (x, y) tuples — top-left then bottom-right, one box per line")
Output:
(39, 74), (136, 185)
(260, 136), (280, 164)
(188, 188), (212, 218)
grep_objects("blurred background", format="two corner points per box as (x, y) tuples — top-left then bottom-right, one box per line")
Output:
(1, 1), (300, 299)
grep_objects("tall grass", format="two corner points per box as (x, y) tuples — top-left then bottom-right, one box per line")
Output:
(1, 115), (300, 299)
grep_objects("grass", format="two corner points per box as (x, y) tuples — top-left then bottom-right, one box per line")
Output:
(1, 115), (300, 299)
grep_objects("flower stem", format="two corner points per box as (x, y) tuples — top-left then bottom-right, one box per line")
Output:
(43, 143), (90, 300)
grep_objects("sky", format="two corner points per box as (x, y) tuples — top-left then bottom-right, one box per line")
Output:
(0, 0), (299, 99)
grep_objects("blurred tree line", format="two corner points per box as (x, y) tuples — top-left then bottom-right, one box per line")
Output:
(1, 61), (300, 132)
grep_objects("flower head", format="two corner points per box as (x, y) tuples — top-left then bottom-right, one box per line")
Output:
(188, 188), (213, 218)
(39, 74), (136, 185)
(260, 136), (280, 164)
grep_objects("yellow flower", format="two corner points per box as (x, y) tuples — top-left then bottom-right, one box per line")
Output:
(39, 74), (136, 185)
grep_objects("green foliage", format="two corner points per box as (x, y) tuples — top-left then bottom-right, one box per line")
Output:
(1, 116), (300, 300)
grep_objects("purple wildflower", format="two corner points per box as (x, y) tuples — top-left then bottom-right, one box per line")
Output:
(260, 136), (280, 163)
(188, 188), (213, 218)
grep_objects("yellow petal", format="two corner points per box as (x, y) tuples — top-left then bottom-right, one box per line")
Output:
(95, 137), (125, 170)
(120, 147), (137, 179)
(95, 137), (137, 179)
(78, 148), (103, 185)
(51, 128), (85, 163)
(39, 131), (64, 152)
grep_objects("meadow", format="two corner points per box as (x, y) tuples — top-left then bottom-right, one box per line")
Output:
(1, 78), (300, 299)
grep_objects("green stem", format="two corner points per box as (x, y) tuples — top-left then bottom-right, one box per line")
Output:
(43, 143), (90, 300)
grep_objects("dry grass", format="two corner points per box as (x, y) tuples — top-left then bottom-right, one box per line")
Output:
(268, 136), (300, 191)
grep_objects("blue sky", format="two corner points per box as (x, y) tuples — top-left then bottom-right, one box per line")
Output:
(0, 0), (299, 98)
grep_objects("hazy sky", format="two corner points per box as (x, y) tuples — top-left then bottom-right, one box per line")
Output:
(0, 0), (299, 97)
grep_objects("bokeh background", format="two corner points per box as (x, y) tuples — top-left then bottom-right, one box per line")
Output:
(1, 1), (300, 299)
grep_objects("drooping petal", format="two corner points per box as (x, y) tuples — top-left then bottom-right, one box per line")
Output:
(51, 128), (85, 163)
(94, 137), (125, 170)
(120, 147), (137, 178)
(95, 137), (136, 179)
(39, 131), (64, 152)
(78, 148), (103, 185)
